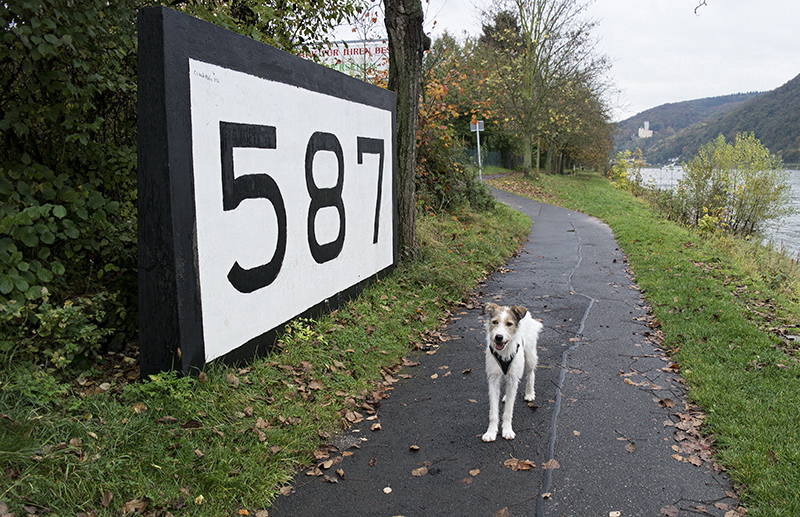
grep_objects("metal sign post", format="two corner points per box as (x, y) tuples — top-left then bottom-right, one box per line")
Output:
(470, 120), (484, 180)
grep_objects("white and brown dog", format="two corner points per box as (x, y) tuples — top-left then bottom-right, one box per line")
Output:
(482, 302), (543, 442)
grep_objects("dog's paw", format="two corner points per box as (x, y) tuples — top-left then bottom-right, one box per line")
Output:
(524, 393), (535, 402)
(502, 429), (516, 440)
(482, 431), (497, 442)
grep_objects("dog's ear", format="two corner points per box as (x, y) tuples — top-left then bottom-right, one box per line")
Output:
(510, 305), (528, 321)
(483, 302), (499, 316)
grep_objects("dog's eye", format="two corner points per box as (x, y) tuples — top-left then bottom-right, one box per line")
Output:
(491, 320), (498, 325)
(506, 322), (514, 327)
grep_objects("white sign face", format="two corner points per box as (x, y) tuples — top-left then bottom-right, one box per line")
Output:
(189, 59), (394, 361)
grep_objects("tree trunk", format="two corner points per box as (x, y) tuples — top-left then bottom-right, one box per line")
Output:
(522, 134), (533, 177)
(384, 0), (429, 257)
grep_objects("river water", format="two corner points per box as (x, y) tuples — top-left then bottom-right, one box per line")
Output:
(637, 167), (800, 258)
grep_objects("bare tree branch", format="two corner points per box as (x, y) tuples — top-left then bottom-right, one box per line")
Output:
(695, 0), (707, 15)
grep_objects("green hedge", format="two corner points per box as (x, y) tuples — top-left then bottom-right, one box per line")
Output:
(0, 0), (140, 368)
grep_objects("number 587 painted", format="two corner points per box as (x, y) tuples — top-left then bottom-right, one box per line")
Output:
(189, 59), (395, 362)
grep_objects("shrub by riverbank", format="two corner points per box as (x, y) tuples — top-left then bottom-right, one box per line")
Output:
(490, 170), (800, 517)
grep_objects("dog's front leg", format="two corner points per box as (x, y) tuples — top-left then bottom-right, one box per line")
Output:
(501, 374), (520, 440)
(482, 375), (502, 442)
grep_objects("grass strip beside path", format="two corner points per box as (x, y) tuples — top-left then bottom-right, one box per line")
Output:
(490, 171), (800, 517)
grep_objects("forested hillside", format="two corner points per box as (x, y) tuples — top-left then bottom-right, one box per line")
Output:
(615, 92), (761, 161)
(616, 71), (800, 165)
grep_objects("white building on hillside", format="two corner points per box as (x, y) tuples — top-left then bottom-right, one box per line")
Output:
(638, 121), (653, 138)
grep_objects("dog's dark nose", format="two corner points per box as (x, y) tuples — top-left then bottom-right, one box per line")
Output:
(494, 334), (504, 344)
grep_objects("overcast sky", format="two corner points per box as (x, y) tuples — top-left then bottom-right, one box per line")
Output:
(414, 0), (800, 121)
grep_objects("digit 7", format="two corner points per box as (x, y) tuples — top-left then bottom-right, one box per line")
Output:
(219, 121), (286, 293)
(356, 137), (384, 244)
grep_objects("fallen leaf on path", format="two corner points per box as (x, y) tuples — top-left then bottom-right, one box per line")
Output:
(625, 442), (637, 453)
(344, 410), (363, 423)
(383, 487), (392, 494)
(724, 510), (747, 517)
(495, 508), (510, 517)
(542, 459), (560, 470)
(469, 469), (480, 476)
(411, 466), (428, 477)
(660, 505), (679, 517)
(504, 457), (535, 471)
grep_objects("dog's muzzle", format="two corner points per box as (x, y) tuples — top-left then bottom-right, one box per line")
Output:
(494, 335), (506, 350)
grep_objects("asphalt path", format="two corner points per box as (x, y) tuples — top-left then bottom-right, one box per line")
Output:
(269, 188), (738, 517)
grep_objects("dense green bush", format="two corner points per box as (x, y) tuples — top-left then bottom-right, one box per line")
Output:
(0, 0), (141, 368)
(416, 110), (495, 213)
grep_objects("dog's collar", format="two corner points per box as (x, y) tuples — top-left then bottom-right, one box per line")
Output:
(491, 344), (519, 375)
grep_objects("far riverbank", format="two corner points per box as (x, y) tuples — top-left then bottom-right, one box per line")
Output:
(639, 167), (800, 258)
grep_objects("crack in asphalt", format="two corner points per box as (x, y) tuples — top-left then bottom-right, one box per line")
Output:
(535, 220), (596, 517)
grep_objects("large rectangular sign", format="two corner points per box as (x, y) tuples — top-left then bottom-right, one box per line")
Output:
(138, 7), (396, 375)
